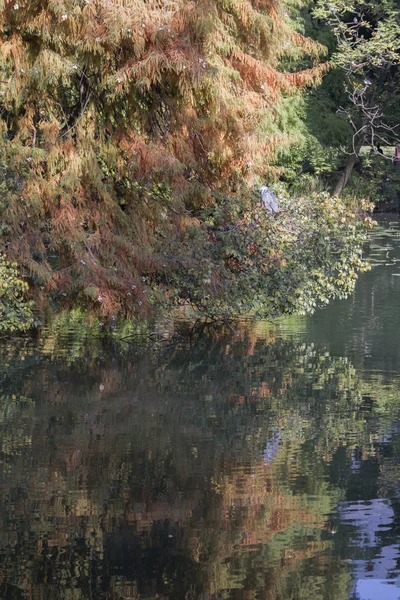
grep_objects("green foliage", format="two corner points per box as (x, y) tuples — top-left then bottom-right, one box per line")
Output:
(341, 149), (400, 206)
(0, 254), (36, 332)
(314, 0), (400, 71)
(0, 0), (336, 326)
(314, 0), (400, 152)
(273, 71), (354, 190)
(160, 187), (374, 319)
(0, 0), (376, 328)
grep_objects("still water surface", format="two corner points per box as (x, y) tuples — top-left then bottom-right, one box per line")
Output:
(1, 220), (400, 599)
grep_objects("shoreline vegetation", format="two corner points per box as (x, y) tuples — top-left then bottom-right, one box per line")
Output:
(0, 0), (398, 334)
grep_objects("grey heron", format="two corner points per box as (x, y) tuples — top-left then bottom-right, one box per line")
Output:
(260, 184), (279, 214)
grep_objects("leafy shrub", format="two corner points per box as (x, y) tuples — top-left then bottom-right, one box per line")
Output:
(0, 254), (36, 332)
(158, 187), (374, 320)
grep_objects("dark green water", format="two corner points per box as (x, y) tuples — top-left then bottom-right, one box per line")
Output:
(2, 220), (400, 600)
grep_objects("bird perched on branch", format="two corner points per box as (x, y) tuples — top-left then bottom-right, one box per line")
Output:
(260, 184), (279, 214)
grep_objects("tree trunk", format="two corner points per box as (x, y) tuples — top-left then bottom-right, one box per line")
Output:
(334, 139), (363, 197)
(334, 137), (364, 197)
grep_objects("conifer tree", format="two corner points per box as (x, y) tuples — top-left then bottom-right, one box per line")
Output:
(0, 0), (369, 323)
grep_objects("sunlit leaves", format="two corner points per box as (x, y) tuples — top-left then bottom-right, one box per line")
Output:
(0, 0), (333, 323)
(0, 254), (36, 333)
(161, 188), (374, 319)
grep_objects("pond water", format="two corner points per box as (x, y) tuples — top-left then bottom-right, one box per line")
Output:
(1, 219), (400, 599)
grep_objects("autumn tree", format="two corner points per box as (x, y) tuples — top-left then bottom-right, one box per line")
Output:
(0, 0), (370, 326)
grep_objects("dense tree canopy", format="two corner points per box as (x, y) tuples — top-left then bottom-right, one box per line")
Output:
(0, 0), (375, 328)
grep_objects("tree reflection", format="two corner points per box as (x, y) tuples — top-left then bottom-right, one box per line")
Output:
(0, 325), (397, 599)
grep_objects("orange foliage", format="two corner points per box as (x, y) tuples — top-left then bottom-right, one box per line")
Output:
(0, 0), (329, 319)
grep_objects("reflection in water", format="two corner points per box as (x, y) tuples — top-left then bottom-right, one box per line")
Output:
(1, 219), (400, 599)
